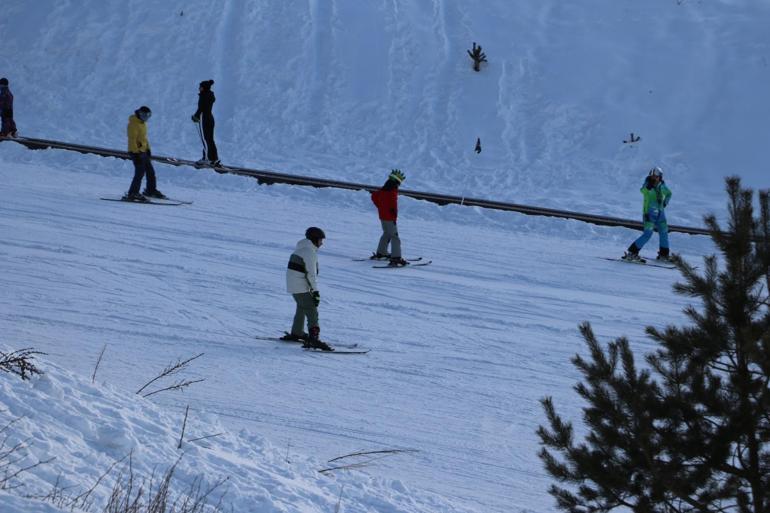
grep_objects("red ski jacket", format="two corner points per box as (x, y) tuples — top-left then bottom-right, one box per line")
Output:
(371, 189), (398, 221)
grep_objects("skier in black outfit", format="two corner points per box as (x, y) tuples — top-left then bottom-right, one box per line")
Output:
(191, 79), (220, 167)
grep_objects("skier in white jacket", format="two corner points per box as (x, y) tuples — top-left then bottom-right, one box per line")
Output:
(282, 227), (332, 350)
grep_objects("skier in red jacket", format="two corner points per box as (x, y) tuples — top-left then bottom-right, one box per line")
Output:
(370, 169), (408, 267)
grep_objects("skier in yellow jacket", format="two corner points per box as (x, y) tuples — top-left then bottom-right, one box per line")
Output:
(124, 106), (166, 202)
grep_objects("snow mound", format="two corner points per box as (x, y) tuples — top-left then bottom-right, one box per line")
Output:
(0, 350), (474, 513)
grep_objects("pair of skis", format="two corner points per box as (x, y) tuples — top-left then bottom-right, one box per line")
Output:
(601, 256), (676, 269)
(100, 196), (192, 206)
(352, 256), (433, 269)
(255, 334), (369, 354)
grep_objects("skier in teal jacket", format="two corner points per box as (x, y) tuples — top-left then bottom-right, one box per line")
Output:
(623, 167), (672, 262)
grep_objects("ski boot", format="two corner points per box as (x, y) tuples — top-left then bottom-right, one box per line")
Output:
(370, 252), (391, 260)
(388, 257), (409, 267)
(656, 248), (671, 262)
(143, 189), (167, 199)
(280, 332), (308, 342)
(122, 192), (148, 202)
(302, 327), (333, 351)
(621, 243), (644, 263)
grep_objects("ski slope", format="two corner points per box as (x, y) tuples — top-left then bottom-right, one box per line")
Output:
(0, 152), (716, 512)
(1, 0), (768, 512)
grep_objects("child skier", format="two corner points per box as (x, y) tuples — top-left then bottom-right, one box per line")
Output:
(0, 78), (18, 138)
(370, 169), (408, 267)
(623, 166), (672, 262)
(283, 227), (332, 351)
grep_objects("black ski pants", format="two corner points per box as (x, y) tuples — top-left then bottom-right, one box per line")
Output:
(128, 152), (157, 195)
(201, 114), (218, 162)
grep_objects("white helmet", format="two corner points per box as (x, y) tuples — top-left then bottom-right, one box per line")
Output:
(649, 166), (663, 177)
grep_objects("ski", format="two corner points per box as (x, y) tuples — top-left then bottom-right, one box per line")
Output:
(154, 197), (194, 205)
(373, 260), (432, 268)
(193, 161), (232, 174)
(601, 257), (676, 269)
(304, 348), (370, 355)
(100, 197), (186, 206)
(254, 334), (360, 350)
(353, 256), (423, 262)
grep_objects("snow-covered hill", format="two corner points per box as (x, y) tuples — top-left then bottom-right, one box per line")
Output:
(1, 344), (463, 513)
(1, 1), (766, 512)
(2, 1), (768, 215)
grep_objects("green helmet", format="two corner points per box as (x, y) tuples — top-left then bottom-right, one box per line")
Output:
(388, 169), (406, 184)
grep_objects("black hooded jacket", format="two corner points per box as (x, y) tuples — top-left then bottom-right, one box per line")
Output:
(194, 90), (215, 119)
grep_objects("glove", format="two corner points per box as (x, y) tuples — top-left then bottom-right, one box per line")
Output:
(311, 291), (320, 307)
(643, 213), (651, 222)
(191, 114), (200, 123)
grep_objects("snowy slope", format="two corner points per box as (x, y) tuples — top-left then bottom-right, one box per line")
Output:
(1, 1), (765, 512)
(2, 1), (769, 214)
(1, 342), (465, 513)
(1, 152), (716, 512)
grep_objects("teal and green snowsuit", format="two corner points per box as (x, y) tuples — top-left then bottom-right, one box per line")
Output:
(629, 178), (672, 254)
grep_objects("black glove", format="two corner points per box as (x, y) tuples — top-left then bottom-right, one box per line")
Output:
(312, 291), (320, 307)
(191, 114), (200, 123)
(643, 213), (651, 222)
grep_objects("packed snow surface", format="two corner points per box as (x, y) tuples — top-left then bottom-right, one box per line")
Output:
(1, 1), (768, 512)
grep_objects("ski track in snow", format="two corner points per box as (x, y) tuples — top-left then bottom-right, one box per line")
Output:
(0, 156), (716, 511)
(2, 1), (768, 510)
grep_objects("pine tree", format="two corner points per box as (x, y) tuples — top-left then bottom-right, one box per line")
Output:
(538, 177), (770, 513)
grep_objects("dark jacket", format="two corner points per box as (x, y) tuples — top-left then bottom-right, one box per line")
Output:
(194, 90), (215, 119)
(0, 87), (13, 119)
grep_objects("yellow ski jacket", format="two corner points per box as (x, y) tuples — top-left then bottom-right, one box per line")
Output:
(127, 114), (150, 153)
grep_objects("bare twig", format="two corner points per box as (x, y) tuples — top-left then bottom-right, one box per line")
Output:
(328, 448), (419, 463)
(136, 353), (204, 395)
(187, 433), (223, 444)
(318, 461), (372, 474)
(142, 378), (205, 398)
(334, 485), (345, 513)
(68, 452), (130, 509)
(0, 415), (55, 490)
(319, 449), (420, 474)
(91, 343), (107, 383)
(178, 405), (190, 449)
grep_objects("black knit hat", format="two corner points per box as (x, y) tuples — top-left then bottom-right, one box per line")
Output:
(199, 80), (214, 90)
(0, 78), (8, 86)
(305, 226), (326, 245)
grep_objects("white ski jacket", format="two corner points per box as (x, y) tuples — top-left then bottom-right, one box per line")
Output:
(286, 238), (319, 294)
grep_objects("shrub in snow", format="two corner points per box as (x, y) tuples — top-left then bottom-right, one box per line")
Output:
(0, 348), (44, 381)
(538, 177), (770, 513)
